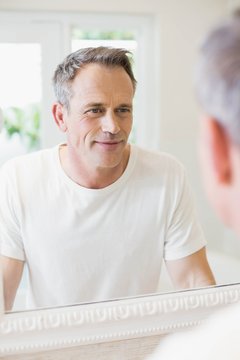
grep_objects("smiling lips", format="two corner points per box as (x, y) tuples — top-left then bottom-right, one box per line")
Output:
(94, 140), (123, 150)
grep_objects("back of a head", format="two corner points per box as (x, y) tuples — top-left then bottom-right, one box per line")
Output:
(53, 46), (137, 110)
(195, 12), (240, 146)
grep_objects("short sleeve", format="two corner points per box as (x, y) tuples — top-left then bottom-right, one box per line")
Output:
(163, 164), (206, 260)
(0, 163), (25, 261)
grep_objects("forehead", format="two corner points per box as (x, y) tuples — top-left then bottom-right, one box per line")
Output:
(71, 63), (134, 97)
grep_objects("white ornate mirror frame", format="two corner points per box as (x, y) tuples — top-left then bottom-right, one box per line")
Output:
(1, 283), (240, 359)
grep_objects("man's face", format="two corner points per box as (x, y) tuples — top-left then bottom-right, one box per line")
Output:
(60, 63), (134, 170)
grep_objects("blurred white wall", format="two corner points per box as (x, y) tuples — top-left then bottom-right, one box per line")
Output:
(1, 0), (240, 270)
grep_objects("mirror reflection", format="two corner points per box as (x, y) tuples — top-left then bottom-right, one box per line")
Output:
(0, 4), (240, 313)
(0, 45), (215, 311)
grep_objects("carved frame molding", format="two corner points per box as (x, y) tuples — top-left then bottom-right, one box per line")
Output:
(1, 283), (240, 356)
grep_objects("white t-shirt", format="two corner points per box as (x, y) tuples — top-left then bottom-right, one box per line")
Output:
(148, 303), (240, 360)
(0, 144), (206, 308)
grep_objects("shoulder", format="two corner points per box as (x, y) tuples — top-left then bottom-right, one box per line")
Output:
(133, 145), (186, 178)
(0, 146), (57, 178)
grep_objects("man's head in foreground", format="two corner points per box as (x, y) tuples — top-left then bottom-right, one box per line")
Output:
(195, 14), (240, 236)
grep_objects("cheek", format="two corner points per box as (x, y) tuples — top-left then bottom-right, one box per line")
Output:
(122, 118), (133, 133)
(67, 118), (95, 137)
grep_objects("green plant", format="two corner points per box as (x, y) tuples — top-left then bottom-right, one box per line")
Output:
(3, 103), (40, 150)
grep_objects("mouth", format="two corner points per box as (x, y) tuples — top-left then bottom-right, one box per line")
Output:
(94, 140), (124, 150)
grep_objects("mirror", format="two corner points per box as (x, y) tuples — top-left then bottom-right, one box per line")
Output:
(1, 2), (240, 315)
(1, 283), (240, 359)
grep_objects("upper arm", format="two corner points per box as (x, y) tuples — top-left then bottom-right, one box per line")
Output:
(1, 255), (24, 311)
(165, 247), (216, 290)
(164, 163), (207, 262)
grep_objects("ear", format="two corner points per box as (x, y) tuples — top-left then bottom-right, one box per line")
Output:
(201, 115), (232, 184)
(52, 103), (68, 132)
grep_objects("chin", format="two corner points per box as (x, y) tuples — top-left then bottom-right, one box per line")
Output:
(96, 153), (123, 168)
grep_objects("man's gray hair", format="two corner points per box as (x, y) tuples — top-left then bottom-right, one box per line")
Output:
(195, 14), (240, 145)
(53, 46), (137, 111)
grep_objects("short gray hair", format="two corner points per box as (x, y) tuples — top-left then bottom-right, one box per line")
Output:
(52, 46), (137, 111)
(195, 14), (240, 145)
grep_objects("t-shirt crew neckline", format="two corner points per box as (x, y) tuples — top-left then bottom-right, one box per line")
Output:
(54, 143), (138, 195)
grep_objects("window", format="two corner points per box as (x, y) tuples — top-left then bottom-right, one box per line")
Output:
(0, 43), (41, 163)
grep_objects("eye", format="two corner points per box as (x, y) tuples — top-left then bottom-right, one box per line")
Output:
(84, 107), (105, 117)
(87, 108), (103, 114)
(116, 107), (131, 114)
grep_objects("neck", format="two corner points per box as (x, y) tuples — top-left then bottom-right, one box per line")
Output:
(59, 144), (130, 189)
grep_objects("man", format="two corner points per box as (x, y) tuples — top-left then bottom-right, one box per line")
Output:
(0, 47), (214, 311)
(149, 13), (240, 360)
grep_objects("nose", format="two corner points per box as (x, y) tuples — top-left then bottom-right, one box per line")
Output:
(101, 111), (120, 134)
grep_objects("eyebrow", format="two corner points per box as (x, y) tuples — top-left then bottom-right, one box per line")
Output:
(84, 102), (133, 109)
(84, 102), (104, 108)
(118, 103), (133, 109)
